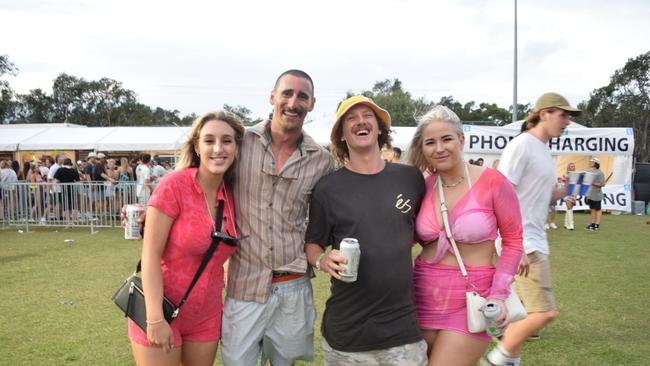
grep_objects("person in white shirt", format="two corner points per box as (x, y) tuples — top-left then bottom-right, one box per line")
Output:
(485, 92), (581, 366)
(43, 153), (65, 222)
(150, 155), (166, 188)
(135, 154), (153, 204)
(0, 160), (18, 220)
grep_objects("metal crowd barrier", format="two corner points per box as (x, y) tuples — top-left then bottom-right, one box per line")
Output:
(0, 181), (141, 233)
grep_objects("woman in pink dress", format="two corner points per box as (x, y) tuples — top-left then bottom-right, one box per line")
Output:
(408, 105), (524, 366)
(129, 110), (244, 366)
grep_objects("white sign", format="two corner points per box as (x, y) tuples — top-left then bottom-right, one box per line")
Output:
(463, 125), (635, 155)
(554, 184), (632, 212)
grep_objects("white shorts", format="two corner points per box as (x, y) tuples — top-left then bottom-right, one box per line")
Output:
(220, 276), (316, 366)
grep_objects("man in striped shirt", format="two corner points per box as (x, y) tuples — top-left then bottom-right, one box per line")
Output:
(221, 70), (335, 366)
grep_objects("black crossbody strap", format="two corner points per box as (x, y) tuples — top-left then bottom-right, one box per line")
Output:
(176, 199), (225, 310)
(134, 199), (226, 311)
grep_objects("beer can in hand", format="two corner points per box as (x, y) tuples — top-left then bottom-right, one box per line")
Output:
(338, 238), (360, 283)
(124, 204), (144, 240)
(483, 301), (503, 338)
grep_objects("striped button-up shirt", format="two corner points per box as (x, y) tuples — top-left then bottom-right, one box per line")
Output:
(227, 121), (335, 303)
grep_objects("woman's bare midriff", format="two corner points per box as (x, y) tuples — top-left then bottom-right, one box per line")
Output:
(418, 240), (496, 267)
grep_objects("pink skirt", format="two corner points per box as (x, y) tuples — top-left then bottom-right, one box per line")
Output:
(413, 257), (495, 342)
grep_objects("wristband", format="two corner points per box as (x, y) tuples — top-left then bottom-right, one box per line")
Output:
(146, 318), (165, 325)
(315, 253), (326, 271)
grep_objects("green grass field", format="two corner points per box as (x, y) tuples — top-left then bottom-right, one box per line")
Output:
(1, 212), (649, 365)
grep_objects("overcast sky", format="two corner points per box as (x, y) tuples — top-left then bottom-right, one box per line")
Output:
(2, 0), (649, 122)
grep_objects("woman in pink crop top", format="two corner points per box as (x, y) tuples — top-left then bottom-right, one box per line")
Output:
(408, 105), (523, 366)
(129, 111), (244, 366)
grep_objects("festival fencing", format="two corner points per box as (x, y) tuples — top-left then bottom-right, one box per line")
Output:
(0, 181), (140, 231)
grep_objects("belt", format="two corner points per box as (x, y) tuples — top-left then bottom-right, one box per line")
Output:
(271, 271), (304, 283)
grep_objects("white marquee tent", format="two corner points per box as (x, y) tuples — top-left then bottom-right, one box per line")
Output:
(0, 125), (191, 152)
(95, 127), (191, 151)
(0, 128), (48, 151)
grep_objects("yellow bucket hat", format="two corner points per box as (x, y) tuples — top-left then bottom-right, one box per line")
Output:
(330, 95), (391, 142)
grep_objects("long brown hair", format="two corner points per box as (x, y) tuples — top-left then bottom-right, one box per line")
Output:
(522, 108), (558, 132)
(176, 110), (245, 186)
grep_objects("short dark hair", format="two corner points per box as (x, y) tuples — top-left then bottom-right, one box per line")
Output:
(392, 147), (402, 159)
(274, 69), (314, 95)
(141, 153), (151, 164)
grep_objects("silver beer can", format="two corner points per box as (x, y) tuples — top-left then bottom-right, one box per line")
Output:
(124, 204), (144, 240)
(483, 301), (503, 338)
(338, 238), (360, 283)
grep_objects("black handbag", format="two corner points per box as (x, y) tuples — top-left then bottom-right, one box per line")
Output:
(112, 200), (232, 332)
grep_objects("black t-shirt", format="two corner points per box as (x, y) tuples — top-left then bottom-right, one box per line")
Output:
(54, 167), (80, 183)
(89, 162), (105, 182)
(305, 163), (425, 352)
(83, 164), (93, 177)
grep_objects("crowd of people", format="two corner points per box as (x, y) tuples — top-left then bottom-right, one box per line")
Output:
(118, 69), (595, 366)
(0, 153), (170, 223)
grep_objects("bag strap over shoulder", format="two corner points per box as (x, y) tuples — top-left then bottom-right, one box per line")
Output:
(437, 175), (470, 280)
(134, 200), (226, 313)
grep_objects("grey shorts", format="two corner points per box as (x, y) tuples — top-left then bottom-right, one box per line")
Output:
(321, 338), (428, 366)
(220, 276), (316, 366)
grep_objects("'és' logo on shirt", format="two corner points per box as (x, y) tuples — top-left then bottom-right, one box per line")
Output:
(395, 194), (412, 213)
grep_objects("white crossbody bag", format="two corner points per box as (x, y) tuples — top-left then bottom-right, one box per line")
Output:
(436, 170), (527, 333)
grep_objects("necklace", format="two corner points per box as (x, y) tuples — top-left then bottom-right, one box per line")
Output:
(440, 175), (465, 188)
(203, 192), (216, 232)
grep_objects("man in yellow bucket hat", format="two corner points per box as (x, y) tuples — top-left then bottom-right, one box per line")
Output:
(305, 95), (428, 365)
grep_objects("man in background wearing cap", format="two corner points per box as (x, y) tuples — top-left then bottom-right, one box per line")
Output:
(220, 70), (334, 366)
(585, 158), (606, 231)
(83, 152), (97, 181)
(487, 93), (581, 366)
(305, 95), (427, 365)
(135, 153), (152, 205)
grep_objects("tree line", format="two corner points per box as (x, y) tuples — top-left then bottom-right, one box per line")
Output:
(345, 78), (532, 127)
(1, 51), (648, 161)
(343, 51), (649, 162)
(0, 56), (260, 127)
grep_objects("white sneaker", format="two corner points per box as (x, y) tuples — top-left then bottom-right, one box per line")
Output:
(484, 345), (521, 366)
(544, 223), (550, 230)
(549, 222), (557, 229)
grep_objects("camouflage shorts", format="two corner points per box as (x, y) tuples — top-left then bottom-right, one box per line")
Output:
(321, 338), (428, 366)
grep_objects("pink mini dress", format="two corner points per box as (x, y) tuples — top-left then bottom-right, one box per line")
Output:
(413, 168), (522, 341)
(128, 167), (237, 347)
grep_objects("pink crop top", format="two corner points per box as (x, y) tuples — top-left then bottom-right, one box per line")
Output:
(415, 168), (523, 299)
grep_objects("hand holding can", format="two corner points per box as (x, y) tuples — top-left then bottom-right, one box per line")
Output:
(124, 204), (145, 240)
(338, 238), (360, 283)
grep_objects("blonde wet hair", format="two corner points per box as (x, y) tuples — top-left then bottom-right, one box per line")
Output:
(408, 105), (463, 172)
